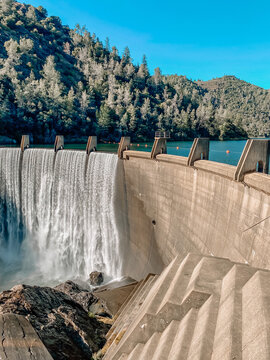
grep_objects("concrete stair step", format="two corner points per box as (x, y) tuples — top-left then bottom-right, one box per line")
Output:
(157, 253), (202, 313)
(242, 270), (270, 360)
(156, 256), (233, 326)
(107, 275), (157, 342)
(137, 255), (185, 316)
(118, 354), (128, 360)
(138, 332), (161, 360)
(112, 275), (158, 337)
(151, 320), (180, 360)
(107, 276), (153, 339)
(104, 275), (158, 359)
(107, 255), (218, 360)
(183, 256), (233, 300)
(126, 343), (144, 360)
(104, 254), (256, 360)
(112, 280), (143, 323)
(211, 264), (256, 360)
(168, 308), (198, 360)
(187, 294), (220, 360)
(103, 257), (185, 360)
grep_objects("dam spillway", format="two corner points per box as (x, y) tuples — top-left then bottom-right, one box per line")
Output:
(0, 148), (123, 290)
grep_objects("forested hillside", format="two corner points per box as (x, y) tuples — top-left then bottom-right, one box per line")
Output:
(0, 0), (269, 143)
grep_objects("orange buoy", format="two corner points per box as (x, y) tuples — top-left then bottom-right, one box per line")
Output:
(226, 150), (230, 154)
(145, 144), (148, 148)
(137, 144), (140, 147)
(176, 146), (179, 150)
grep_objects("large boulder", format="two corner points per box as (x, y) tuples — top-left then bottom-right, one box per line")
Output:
(89, 271), (104, 286)
(54, 281), (96, 313)
(55, 280), (111, 318)
(0, 284), (110, 360)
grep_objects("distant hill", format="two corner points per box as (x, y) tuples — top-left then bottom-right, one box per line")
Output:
(0, 1), (269, 143)
(196, 76), (270, 137)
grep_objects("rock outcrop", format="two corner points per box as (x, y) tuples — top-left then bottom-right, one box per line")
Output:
(89, 272), (104, 286)
(55, 280), (112, 318)
(0, 284), (110, 360)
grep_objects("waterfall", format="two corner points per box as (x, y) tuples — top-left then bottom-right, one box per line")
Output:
(0, 149), (122, 290)
(0, 149), (21, 271)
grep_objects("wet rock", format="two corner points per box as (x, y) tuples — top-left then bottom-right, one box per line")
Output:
(89, 271), (104, 286)
(0, 284), (110, 360)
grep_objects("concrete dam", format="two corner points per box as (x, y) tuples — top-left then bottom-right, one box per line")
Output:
(1, 135), (270, 359)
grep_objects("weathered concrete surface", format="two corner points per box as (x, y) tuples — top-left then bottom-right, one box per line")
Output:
(0, 313), (53, 360)
(94, 282), (138, 316)
(244, 172), (270, 195)
(123, 150), (151, 160)
(156, 153), (188, 166)
(151, 138), (167, 158)
(118, 137), (130, 159)
(103, 254), (270, 360)
(122, 152), (270, 274)
(54, 135), (64, 152)
(187, 137), (209, 165)
(235, 139), (269, 181)
(194, 159), (236, 179)
(86, 136), (97, 154)
(115, 158), (164, 280)
(20, 135), (30, 152)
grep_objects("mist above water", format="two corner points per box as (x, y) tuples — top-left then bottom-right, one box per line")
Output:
(0, 148), (123, 290)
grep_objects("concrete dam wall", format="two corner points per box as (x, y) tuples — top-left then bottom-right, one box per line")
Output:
(122, 144), (270, 278)
(1, 135), (270, 284)
(2, 136), (270, 359)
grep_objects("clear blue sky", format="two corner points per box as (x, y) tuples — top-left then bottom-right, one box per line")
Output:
(26, 0), (270, 89)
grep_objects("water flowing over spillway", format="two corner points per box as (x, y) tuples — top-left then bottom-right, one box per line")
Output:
(0, 148), (122, 290)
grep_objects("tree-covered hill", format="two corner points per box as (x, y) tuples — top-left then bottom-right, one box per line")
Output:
(0, 0), (269, 143)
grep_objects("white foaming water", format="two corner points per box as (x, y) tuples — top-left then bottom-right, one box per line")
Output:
(0, 149), (122, 290)
(0, 149), (21, 272)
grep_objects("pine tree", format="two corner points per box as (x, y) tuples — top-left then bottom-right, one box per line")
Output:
(122, 46), (131, 65)
(153, 67), (162, 87)
(97, 103), (118, 138)
(105, 37), (110, 52)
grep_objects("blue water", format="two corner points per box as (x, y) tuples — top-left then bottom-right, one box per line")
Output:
(130, 140), (246, 166)
(130, 139), (270, 169)
(167, 140), (246, 166)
